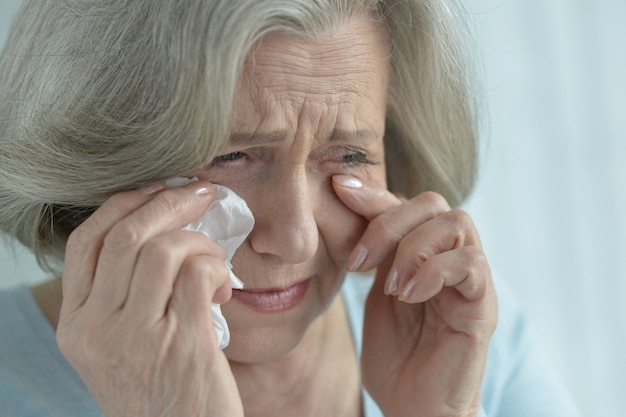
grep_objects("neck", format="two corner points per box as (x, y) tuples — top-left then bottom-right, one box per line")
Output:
(31, 278), (63, 329)
(230, 295), (362, 417)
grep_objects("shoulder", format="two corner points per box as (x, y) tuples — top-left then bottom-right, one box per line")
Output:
(0, 285), (46, 340)
(482, 277), (584, 416)
(0, 286), (101, 417)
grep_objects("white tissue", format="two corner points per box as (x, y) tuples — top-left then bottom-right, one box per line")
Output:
(166, 177), (254, 349)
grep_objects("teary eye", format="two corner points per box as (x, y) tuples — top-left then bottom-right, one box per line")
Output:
(209, 151), (246, 167)
(341, 147), (377, 167)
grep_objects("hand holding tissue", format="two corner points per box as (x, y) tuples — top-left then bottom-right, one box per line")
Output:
(166, 177), (254, 349)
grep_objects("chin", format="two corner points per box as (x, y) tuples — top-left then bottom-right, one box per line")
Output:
(222, 278), (343, 364)
(224, 320), (311, 364)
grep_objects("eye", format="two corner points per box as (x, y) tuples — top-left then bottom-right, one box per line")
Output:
(340, 146), (377, 167)
(209, 151), (246, 167)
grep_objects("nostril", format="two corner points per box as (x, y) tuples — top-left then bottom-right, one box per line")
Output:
(248, 210), (318, 264)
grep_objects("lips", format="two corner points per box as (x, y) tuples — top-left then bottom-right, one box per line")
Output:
(231, 278), (311, 313)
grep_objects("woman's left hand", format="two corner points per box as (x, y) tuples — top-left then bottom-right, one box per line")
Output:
(333, 175), (498, 417)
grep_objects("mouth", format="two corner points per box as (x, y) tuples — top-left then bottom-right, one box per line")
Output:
(231, 278), (311, 313)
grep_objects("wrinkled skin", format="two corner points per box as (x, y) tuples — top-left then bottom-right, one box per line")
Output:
(55, 17), (497, 417)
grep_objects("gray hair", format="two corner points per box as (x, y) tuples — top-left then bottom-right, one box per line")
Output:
(0, 0), (480, 273)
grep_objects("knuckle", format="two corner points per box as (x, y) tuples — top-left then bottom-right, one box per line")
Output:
(416, 191), (450, 213)
(449, 209), (474, 229)
(105, 221), (142, 248)
(141, 236), (176, 261)
(182, 231), (227, 260)
(463, 247), (491, 292)
(447, 209), (477, 247)
(150, 192), (184, 217)
(65, 227), (90, 257)
(467, 246), (489, 269)
(372, 212), (405, 244)
(65, 193), (143, 256)
(103, 190), (135, 207)
(185, 256), (225, 280)
(398, 238), (432, 266)
(418, 254), (439, 276)
(177, 258), (228, 303)
(413, 248), (433, 268)
(93, 193), (140, 224)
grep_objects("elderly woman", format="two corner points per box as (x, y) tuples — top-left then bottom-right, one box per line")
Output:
(0, 0), (581, 416)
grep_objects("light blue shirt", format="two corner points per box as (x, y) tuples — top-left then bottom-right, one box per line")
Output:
(0, 274), (582, 416)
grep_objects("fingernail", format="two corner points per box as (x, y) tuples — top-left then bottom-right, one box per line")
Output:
(399, 279), (416, 302)
(187, 181), (213, 196)
(138, 182), (166, 195)
(334, 175), (362, 189)
(348, 246), (368, 271)
(385, 269), (399, 295)
(165, 176), (192, 188)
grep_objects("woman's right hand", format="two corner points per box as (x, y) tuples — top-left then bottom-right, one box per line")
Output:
(56, 180), (244, 417)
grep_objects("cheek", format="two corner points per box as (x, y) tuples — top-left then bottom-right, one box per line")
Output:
(317, 164), (386, 262)
(315, 180), (368, 265)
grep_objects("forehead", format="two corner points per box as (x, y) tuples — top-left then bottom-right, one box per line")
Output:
(232, 17), (390, 133)
(243, 18), (389, 83)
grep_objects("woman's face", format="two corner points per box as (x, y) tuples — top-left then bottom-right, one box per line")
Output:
(197, 18), (389, 362)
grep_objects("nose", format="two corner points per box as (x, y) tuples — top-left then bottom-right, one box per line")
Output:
(247, 166), (318, 265)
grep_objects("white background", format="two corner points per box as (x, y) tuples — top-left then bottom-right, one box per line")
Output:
(2, 1), (624, 416)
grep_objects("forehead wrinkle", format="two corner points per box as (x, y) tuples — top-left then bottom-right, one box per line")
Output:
(230, 18), (389, 149)
(228, 126), (377, 146)
(243, 63), (376, 102)
(329, 127), (378, 142)
(247, 80), (370, 123)
(229, 130), (287, 145)
(243, 22), (388, 89)
(231, 79), (384, 146)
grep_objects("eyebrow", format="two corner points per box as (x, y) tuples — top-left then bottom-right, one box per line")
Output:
(228, 128), (378, 144)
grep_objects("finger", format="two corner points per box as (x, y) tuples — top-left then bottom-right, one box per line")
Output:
(397, 246), (496, 337)
(123, 230), (227, 323)
(87, 181), (215, 312)
(169, 255), (231, 333)
(61, 182), (167, 314)
(396, 246), (490, 304)
(212, 274), (234, 305)
(333, 175), (451, 272)
(332, 175), (401, 221)
(385, 209), (482, 297)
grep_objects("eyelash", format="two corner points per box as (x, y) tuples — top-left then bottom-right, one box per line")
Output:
(208, 146), (377, 168)
(340, 146), (377, 167)
(210, 151), (246, 166)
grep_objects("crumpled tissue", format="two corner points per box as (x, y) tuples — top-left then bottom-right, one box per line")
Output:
(166, 177), (254, 349)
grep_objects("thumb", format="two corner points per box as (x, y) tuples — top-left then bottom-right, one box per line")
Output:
(332, 175), (402, 222)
